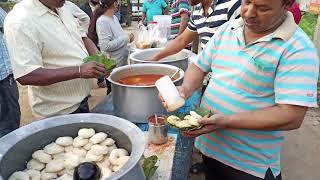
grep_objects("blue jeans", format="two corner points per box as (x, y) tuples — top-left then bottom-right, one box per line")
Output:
(115, 10), (121, 23)
(0, 74), (21, 138)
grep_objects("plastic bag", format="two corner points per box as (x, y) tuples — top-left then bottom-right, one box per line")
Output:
(134, 22), (168, 49)
(135, 24), (153, 49)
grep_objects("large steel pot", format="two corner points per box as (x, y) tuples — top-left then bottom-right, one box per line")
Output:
(0, 114), (146, 180)
(108, 64), (184, 123)
(130, 48), (192, 71)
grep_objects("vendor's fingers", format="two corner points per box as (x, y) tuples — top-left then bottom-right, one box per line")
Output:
(182, 125), (217, 138)
(158, 93), (165, 102)
(177, 86), (187, 99)
(198, 118), (215, 125)
(182, 130), (201, 138)
(158, 93), (168, 109)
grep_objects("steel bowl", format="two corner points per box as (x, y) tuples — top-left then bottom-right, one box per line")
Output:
(107, 64), (184, 123)
(129, 48), (192, 71)
(0, 114), (146, 180)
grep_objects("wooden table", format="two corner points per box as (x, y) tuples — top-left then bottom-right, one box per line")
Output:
(92, 93), (201, 180)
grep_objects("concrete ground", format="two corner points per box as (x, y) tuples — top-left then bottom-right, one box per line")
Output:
(17, 21), (320, 180)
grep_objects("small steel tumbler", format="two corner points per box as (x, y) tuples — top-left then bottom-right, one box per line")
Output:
(148, 114), (168, 145)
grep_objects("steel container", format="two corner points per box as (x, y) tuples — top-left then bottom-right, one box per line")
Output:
(0, 114), (146, 180)
(148, 114), (168, 145)
(107, 64), (184, 123)
(129, 48), (192, 71)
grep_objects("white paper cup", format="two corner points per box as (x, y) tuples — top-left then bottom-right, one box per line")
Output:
(155, 75), (185, 111)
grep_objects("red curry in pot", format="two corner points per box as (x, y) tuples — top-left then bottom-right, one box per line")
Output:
(117, 74), (164, 86)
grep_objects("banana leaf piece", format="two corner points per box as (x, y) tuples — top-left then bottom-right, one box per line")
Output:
(83, 53), (117, 70)
(141, 155), (158, 180)
(193, 107), (212, 117)
(166, 107), (213, 131)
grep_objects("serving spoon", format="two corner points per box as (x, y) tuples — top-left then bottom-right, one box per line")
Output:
(170, 68), (181, 80)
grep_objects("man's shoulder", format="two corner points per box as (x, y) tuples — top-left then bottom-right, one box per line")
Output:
(5, 1), (36, 25)
(287, 27), (317, 51)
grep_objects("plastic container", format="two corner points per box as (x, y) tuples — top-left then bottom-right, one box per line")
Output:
(153, 15), (172, 39)
(155, 75), (185, 112)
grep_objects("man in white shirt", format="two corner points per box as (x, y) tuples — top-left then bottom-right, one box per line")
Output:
(4, 0), (107, 117)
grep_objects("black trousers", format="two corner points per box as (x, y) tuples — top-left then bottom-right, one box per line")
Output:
(71, 97), (89, 114)
(203, 155), (282, 180)
(0, 74), (21, 138)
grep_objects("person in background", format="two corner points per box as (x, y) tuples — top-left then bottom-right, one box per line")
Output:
(0, 7), (20, 138)
(289, 1), (302, 24)
(115, 0), (121, 23)
(114, 9), (121, 22)
(88, 0), (134, 67)
(80, 0), (100, 18)
(153, 0), (241, 60)
(66, 1), (90, 35)
(161, 0), (319, 179)
(141, 0), (168, 24)
(5, 0), (107, 118)
(65, 1), (97, 53)
(170, 0), (191, 40)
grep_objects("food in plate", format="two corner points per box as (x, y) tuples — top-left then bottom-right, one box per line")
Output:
(166, 107), (212, 131)
(8, 128), (130, 180)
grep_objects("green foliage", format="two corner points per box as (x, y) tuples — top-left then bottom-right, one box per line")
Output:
(84, 53), (117, 71)
(141, 155), (158, 180)
(299, 12), (318, 39)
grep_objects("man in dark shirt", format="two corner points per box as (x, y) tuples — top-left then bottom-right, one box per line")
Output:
(80, 0), (99, 18)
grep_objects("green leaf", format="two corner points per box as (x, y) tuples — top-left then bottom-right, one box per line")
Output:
(146, 166), (158, 180)
(83, 53), (117, 70)
(141, 155), (158, 180)
(193, 107), (212, 117)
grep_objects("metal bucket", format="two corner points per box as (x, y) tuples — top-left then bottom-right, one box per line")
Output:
(107, 64), (184, 123)
(129, 48), (191, 71)
(0, 114), (146, 180)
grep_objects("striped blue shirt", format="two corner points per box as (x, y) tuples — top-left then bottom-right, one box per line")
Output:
(187, 0), (241, 49)
(193, 13), (319, 178)
(0, 7), (12, 81)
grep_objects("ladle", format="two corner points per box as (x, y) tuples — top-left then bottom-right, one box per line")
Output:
(170, 68), (181, 79)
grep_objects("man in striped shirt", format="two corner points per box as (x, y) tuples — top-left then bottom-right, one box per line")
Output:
(153, 0), (241, 60)
(169, 0), (191, 38)
(162, 0), (319, 179)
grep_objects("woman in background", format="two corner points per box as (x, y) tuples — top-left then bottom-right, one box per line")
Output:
(88, 0), (134, 67)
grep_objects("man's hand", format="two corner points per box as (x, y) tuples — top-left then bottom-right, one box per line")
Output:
(182, 114), (228, 138)
(158, 86), (188, 111)
(151, 54), (161, 61)
(80, 62), (106, 79)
